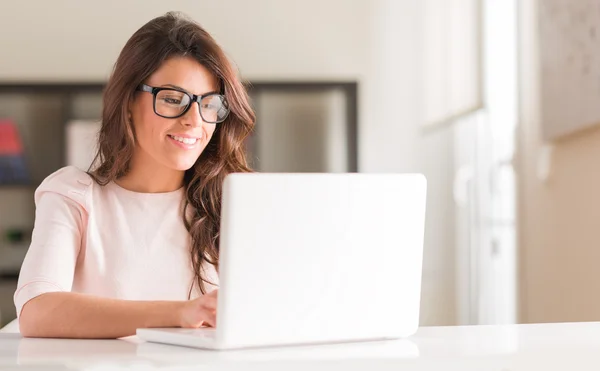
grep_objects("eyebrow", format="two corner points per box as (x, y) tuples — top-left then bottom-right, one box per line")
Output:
(162, 84), (186, 90)
(161, 84), (219, 96)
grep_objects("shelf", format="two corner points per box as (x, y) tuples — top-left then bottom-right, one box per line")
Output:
(0, 271), (19, 281)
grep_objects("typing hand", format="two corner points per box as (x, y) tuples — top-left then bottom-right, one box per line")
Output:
(178, 289), (218, 328)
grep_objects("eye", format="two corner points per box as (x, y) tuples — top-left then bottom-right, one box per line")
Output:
(163, 97), (182, 105)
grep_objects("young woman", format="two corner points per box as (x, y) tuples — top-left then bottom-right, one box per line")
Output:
(13, 11), (255, 338)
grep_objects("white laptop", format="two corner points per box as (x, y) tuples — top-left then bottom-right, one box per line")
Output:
(137, 173), (427, 350)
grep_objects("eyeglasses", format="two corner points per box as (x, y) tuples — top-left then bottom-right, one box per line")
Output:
(136, 84), (230, 123)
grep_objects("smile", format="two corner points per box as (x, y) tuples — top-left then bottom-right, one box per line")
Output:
(168, 135), (198, 145)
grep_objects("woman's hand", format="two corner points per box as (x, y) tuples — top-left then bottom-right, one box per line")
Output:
(178, 290), (218, 328)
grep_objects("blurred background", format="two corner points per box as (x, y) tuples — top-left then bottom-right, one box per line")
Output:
(0, 0), (597, 329)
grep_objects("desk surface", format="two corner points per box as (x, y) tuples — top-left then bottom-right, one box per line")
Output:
(1, 322), (599, 370)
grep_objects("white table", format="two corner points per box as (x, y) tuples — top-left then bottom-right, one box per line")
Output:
(1, 322), (599, 370)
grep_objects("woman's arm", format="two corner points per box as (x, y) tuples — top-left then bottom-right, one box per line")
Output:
(19, 290), (218, 339)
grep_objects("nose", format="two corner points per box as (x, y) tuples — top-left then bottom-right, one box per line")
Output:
(181, 101), (205, 128)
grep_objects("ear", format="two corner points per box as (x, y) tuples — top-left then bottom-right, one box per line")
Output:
(127, 95), (136, 121)
(126, 103), (133, 124)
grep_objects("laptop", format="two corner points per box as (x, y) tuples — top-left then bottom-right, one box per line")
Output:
(137, 173), (427, 350)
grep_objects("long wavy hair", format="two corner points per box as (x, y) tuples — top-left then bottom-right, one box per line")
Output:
(89, 12), (255, 296)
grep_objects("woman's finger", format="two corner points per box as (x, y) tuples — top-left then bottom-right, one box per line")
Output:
(201, 308), (217, 327)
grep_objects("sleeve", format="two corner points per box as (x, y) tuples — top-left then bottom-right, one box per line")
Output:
(13, 166), (92, 317)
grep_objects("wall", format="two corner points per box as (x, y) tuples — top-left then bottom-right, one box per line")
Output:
(0, 0), (456, 325)
(0, 0), (369, 81)
(519, 0), (600, 322)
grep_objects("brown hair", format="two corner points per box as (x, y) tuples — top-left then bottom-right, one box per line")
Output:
(90, 12), (255, 295)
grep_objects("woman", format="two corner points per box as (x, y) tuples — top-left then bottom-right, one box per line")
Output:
(13, 11), (255, 338)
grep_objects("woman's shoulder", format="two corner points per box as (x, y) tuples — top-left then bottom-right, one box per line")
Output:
(35, 166), (94, 208)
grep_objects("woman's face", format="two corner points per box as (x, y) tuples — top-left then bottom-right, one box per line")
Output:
(129, 56), (219, 172)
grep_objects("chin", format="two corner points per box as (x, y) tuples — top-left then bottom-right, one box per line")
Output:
(173, 161), (198, 171)
(165, 155), (201, 172)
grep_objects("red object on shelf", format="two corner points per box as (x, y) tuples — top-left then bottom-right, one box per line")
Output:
(0, 119), (24, 155)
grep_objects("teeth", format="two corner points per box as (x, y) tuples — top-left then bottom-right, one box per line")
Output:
(170, 135), (198, 145)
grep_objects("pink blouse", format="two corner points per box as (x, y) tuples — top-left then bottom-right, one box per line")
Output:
(14, 166), (217, 317)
